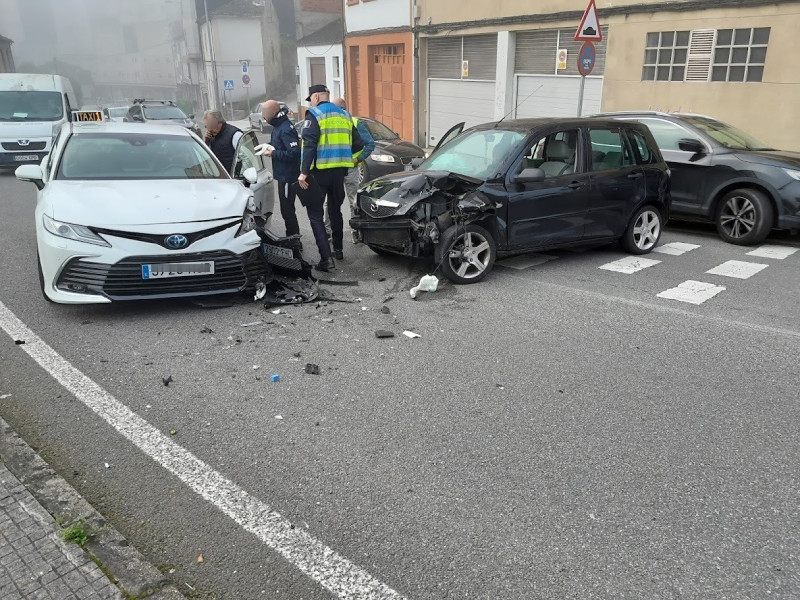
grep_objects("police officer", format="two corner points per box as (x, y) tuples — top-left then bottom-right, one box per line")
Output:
(298, 85), (364, 271)
(203, 109), (242, 173)
(259, 100), (301, 239)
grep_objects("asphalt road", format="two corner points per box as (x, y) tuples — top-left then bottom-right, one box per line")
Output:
(1, 169), (799, 600)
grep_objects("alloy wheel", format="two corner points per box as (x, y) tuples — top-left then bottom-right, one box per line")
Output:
(633, 210), (661, 251)
(719, 196), (756, 239)
(448, 231), (492, 279)
(357, 163), (367, 185)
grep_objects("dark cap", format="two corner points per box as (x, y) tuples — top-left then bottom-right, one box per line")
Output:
(305, 84), (330, 102)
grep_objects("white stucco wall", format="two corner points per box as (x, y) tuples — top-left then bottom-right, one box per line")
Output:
(297, 44), (345, 110)
(201, 17), (265, 105)
(345, 0), (411, 33)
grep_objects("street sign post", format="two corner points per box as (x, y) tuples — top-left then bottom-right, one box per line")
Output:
(575, 0), (601, 116)
(223, 80), (234, 91)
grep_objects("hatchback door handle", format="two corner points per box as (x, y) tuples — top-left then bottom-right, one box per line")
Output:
(567, 182), (585, 189)
(627, 172), (643, 180)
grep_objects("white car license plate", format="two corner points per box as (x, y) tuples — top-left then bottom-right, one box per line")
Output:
(263, 244), (295, 260)
(15, 154), (38, 162)
(141, 261), (215, 279)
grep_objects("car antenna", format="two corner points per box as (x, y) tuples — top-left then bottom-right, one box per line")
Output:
(495, 84), (543, 127)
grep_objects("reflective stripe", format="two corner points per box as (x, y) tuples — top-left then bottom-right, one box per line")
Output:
(309, 105), (355, 170)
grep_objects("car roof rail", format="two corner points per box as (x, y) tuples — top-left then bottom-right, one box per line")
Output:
(592, 110), (674, 118)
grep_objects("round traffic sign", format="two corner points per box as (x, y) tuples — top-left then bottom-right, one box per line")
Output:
(578, 42), (596, 77)
(242, 73), (251, 85)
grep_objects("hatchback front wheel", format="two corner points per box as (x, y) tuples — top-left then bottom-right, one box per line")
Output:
(438, 224), (496, 284)
(622, 206), (662, 254)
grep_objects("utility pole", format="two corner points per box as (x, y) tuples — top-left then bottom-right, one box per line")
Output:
(202, 0), (220, 109)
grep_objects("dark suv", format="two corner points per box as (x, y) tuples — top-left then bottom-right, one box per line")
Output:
(599, 111), (800, 245)
(350, 118), (670, 284)
(124, 100), (201, 137)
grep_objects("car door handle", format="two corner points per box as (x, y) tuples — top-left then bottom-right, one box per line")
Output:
(627, 172), (643, 180)
(567, 181), (585, 190)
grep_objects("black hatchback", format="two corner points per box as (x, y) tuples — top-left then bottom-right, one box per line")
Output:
(350, 118), (670, 284)
(599, 112), (800, 245)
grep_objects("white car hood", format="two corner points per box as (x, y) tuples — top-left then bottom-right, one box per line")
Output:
(0, 121), (54, 140)
(48, 179), (250, 227)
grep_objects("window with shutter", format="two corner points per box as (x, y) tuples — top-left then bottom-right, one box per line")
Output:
(685, 29), (715, 81)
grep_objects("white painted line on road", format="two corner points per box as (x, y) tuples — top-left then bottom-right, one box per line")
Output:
(0, 300), (405, 600)
(652, 242), (701, 256)
(657, 280), (726, 305)
(497, 253), (559, 270)
(706, 260), (769, 279)
(747, 244), (799, 260)
(598, 256), (661, 274)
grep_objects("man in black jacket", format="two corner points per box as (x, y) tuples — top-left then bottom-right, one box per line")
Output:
(259, 100), (301, 237)
(203, 109), (242, 173)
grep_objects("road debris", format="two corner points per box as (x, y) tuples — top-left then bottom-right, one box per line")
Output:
(275, 415), (283, 420)
(270, 309), (281, 315)
(240, 321), (263, 327)
(0, 394), (11, 400)
(170, 429), (177, 435)
(14, 339), (25, 345)
(381, 306), (391, 314)
(375, 330), (395, 339)
(197, 554), (204, 563)
(292, 352), (301, 358)
(305, 363), (321, 375)
(382, 295), (394, 303)
(104, 463), (110, 469)
(271, 375), (280, 382)
(496, 384), (505, 390)
(254, 281), (268, 300)
(403, 331), (421, 339)
(162, 375), (173, 387)
(410, 275), (439, 299)
(200, 326), (214, 334)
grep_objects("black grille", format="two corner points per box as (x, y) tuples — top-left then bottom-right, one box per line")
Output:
(2, 141), (47, 151)
(92, 221), (240, 250)
(361, 228), (410, 247)
(57, 250), (265, 300)
(359, 197), (398, 219)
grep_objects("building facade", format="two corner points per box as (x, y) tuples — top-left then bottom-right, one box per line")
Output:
(0, 35), (14, 73)
(414, 0), (800, 151)
(297, 20), (345, 118)
(344, 0), (414, 141)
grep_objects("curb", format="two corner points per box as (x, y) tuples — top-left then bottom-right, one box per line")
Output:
(0, 416), (186, 599)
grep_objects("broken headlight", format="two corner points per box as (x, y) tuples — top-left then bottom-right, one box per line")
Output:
(42, 214), (110, 247)
(236, 196), (258, 237)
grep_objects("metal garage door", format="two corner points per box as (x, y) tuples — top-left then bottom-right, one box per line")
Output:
(426, 34), (497, 147)
(514, 75), (604, 118)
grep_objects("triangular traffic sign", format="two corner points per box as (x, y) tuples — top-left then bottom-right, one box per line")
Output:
(575, 0), (603, 42)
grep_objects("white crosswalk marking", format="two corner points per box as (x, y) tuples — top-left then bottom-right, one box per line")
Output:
(746, 245), (799, 260)
(706, 260), (769, 279)
(598, 256), (661, 274)
(652, 242), (701, 256)
(657, 280), (726, 305)
(497, 253), (559, 270)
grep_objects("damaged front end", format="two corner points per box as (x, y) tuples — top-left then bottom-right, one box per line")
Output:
(349, 170), (495, 258)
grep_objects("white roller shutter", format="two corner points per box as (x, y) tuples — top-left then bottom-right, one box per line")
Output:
(514, 75), (603, 118)
(427, 79), (495, 147)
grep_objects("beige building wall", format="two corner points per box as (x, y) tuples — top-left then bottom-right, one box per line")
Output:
(416, 0), (800, 150)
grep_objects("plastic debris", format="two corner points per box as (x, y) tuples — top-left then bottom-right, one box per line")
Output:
(361, 307), (368, 311)
(270, 374), (280, 382)
(0, 394), (11, 400)
(322, 318), (334, 323)
(254, 282), (267, 301)
(170, 429), (177, 435)
(162, 375), (173, 387)
(240, 321), (263, 327)
(381, 306), (391, 314)
(200, 326), (214, 334)
(271, 309), (281, 315)
(274, 415), (283, 420)
(410, 275), (439, 299)
(252, 365), (260, 370)
(305, 363), (321, 375)
(375, 330), (395, 339)
(292, 352), (301, 358)
(382, 295), (394, 303)
(403, 330), (421, 339)
(14, 340), (25, 345)
(104, 463), (110, 469)
(197, 554), (204, 563)
(496, 384), (505, 390)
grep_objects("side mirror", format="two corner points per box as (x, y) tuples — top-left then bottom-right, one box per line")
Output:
(15, 164), (45, 190)
(132, 114), (144, 122)
(678, 138), (705, 156)
(242, 167), (258, 185)
(410, 157), (425, 169)
(512, 167), (546, 184)
(188, 114), (195, 119)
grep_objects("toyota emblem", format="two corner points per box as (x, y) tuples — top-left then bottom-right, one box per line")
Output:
(165, 234), (189, 249)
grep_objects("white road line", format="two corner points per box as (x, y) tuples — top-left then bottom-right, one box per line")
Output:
(657, 280), (726, 305)
(497, 253), (559, 270)
(0, 300), (405, 600)
(598, 256), (661, 274)
(652, 242), (701, 256)
(747, 245), (799, 260)
(706, 260), (769, 279)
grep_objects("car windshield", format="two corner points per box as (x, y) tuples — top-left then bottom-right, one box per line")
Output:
(56, 133), (226, 180)
(419, 129), (526, 179)
(364, 119), (399, 141)
(142, 105), (188, 120)
(0, 91), (63, 122)
(107, 107), (128, 118)
(682, 116), (773, 151)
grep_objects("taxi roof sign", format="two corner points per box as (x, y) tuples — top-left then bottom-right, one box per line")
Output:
(575, 0), (603, 42)
(72, 110), (105, 123)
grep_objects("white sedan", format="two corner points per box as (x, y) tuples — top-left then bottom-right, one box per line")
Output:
(15, 118), (274, 304)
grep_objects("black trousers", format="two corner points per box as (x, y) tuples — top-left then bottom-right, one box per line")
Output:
(313, 168), (347, 251)
(276, 180), (300, 237)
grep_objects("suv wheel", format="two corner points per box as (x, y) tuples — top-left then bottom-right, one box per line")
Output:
(715, 189), (773, 245)
(622, 205), (662, 254)
(439, 224), (496, 284)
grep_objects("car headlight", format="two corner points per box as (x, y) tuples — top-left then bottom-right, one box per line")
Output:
(371, 152), (396, 163)
(783, 168), (800, 181)
(236, 196), (258, 237)
(423, 151), (430, 159)
(43, 214), (110, 247)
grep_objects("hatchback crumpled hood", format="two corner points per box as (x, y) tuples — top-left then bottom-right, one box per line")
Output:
(736, 149), (800, 170)
(48, 179), (249, 227)
(375, 139), (425, 160)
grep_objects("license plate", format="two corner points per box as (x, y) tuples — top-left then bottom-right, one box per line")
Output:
(141, 261), (214, 279)
(15, 155), (38, 162)
(263, 244), (295, 260)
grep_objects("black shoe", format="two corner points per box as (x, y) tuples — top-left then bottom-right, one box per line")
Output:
(333, 249), (344, 260)
(315, 257), (335, 272)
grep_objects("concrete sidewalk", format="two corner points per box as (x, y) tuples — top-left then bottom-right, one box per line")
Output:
(0, 417), (185, 600)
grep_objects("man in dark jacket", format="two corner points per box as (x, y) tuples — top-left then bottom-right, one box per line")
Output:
(203, 109), (242, 173)
(258, 100), (301, 237)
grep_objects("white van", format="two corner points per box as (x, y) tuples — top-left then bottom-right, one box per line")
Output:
(0, 74), (77, 169)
